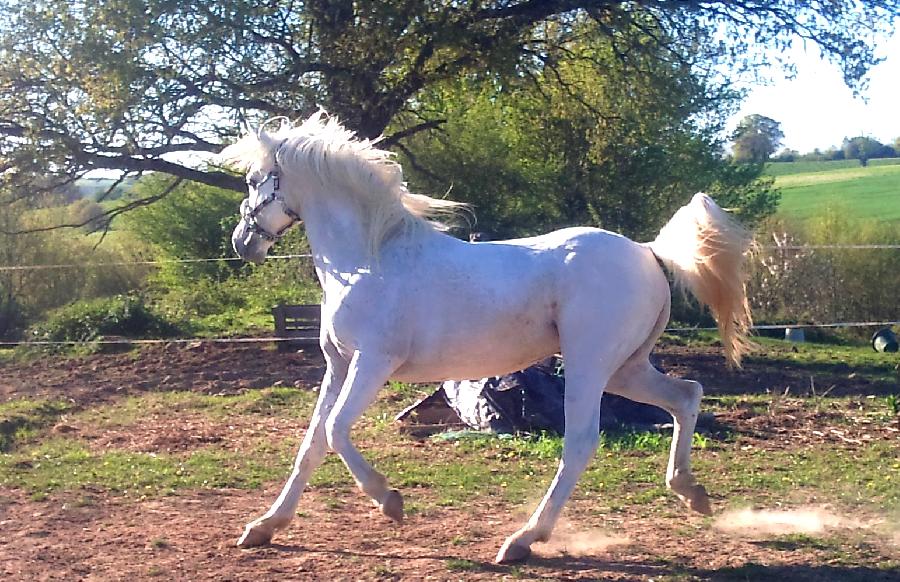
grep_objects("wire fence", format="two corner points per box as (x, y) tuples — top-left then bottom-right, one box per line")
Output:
(0, 244), (897, 348)
(2, 244), (900, 271)
(1, 320), (898, 347)
(0, 253), (313, 272)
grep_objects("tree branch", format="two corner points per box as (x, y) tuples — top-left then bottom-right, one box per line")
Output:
(2, 177), (184, 236)
(381, 119), (446, 148)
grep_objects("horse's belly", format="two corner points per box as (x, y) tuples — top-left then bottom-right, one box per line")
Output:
(390, 320), (560, 382)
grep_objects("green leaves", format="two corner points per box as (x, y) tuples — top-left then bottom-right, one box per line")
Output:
(396, 17), (777, 240)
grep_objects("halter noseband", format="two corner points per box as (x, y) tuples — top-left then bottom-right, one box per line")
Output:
(241, 145), (302, 242)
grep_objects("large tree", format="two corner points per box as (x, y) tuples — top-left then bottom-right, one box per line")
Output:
(842, 136), (890, 165)
(731, 114), (784, 163)
(0, 1), (898, 206)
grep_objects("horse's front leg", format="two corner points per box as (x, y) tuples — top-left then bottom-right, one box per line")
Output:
(237, 342), (349, 548)
(324, 350), (403, 521)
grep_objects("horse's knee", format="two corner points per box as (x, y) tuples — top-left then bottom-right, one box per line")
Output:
(296, 435), (328, 472)
(323, 413), (349, 452)
(561, 430), (601, 469)
(686, 380), (703, 403)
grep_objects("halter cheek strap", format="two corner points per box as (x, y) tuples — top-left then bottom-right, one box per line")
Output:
(241, 143), (302, 242)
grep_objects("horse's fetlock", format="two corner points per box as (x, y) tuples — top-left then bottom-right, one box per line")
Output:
(666, 469), (695, 492)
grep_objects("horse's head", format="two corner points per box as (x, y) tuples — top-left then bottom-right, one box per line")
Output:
(223, 110), (466, 264)
(221, 123), (301, 264)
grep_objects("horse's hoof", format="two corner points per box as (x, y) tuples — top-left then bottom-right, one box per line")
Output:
(688, 484), (713, 516)
(495, 541), (532, 564)
(381, 489), (404, 523)
(237, 523), (273, 548)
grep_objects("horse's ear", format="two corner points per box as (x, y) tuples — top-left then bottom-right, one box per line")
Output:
(256, 130), (288, 164)
(258, 116), (291, 139)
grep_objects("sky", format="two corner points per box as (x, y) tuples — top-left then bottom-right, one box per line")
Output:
(726, 33), (900, 153)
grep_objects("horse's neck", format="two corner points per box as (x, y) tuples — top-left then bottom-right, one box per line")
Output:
(298, 196), (363, 270)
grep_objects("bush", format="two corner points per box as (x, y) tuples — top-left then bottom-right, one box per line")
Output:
(749, 214), (900, 339)
(121, 176), (244, 282)
(28, 295), (182, 344)
(0, 199), (152, 339)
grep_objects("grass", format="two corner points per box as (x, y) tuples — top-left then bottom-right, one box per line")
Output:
(4, 387), (895, 522)
(0, 437), (294, 496)
(445, 557), (480, 571)
(764, 158), (900, 177)
(75, 386), (317, 429)
(767, 161), (900, 221)
(694, 442), (900, 508)
(0, 398), (73, 452)
(748, 337), (899, 386)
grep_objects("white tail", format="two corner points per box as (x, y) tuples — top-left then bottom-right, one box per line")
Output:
(647, 193), (754, 367)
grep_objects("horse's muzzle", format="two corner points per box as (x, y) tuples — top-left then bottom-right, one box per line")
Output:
(232, 220), (269, 264)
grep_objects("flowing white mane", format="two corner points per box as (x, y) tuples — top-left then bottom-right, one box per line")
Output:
(222, 111), (465, 256)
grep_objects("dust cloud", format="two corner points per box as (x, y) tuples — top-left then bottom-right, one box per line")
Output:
(713, 507), (868, 536)
(537, 521), (631, 556)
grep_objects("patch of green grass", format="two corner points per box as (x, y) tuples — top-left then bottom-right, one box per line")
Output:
(75, 387), (317, 429)
(0, 398), (73, 451)
(372, 452), (542, 504)
(445, 429), (676, 462)
(885, 394), (900, 416)
(758, 532), (837, 552)
(764, 158), (900, 177)
(240, 386), (317, 416)
(370, 563), (395, 577)
(696, 441), (900, 508)
(445, 557), (480, 572)
(771, 162), (900, 221)
(0, 437), (293, 496)
(748, 337), (897, 386)
(0, 388), (322, 498)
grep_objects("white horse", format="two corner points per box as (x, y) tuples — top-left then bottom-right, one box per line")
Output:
(221, 111), (753, 564)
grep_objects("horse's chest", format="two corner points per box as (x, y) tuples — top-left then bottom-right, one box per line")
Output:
(321, 284), (407, 356)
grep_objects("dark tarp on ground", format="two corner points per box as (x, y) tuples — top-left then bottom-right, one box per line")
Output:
(397, 358), (675, 436)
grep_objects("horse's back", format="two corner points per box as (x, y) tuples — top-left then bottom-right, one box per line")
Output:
(379, 227), (667, 382)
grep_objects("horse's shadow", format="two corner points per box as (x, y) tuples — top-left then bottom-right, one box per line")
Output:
(251, 544), (900, 581)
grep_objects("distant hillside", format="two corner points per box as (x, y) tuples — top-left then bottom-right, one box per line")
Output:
(765, 158), (900, 177)
(766, 160), (900, 222)
(75, 177), (139, 200)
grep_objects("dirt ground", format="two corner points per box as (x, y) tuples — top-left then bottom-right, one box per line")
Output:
(0, 341), (327, 403)
(4, 482), (896, 582)
(0, 340), (895, 406)
(1, 341), (898, 581)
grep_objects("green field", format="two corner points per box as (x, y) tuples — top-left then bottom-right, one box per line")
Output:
(765, 159), (900, 221)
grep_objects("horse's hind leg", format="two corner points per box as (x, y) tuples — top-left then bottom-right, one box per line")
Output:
(606, 360), (711, 515)
(237, 343), (348, 548)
